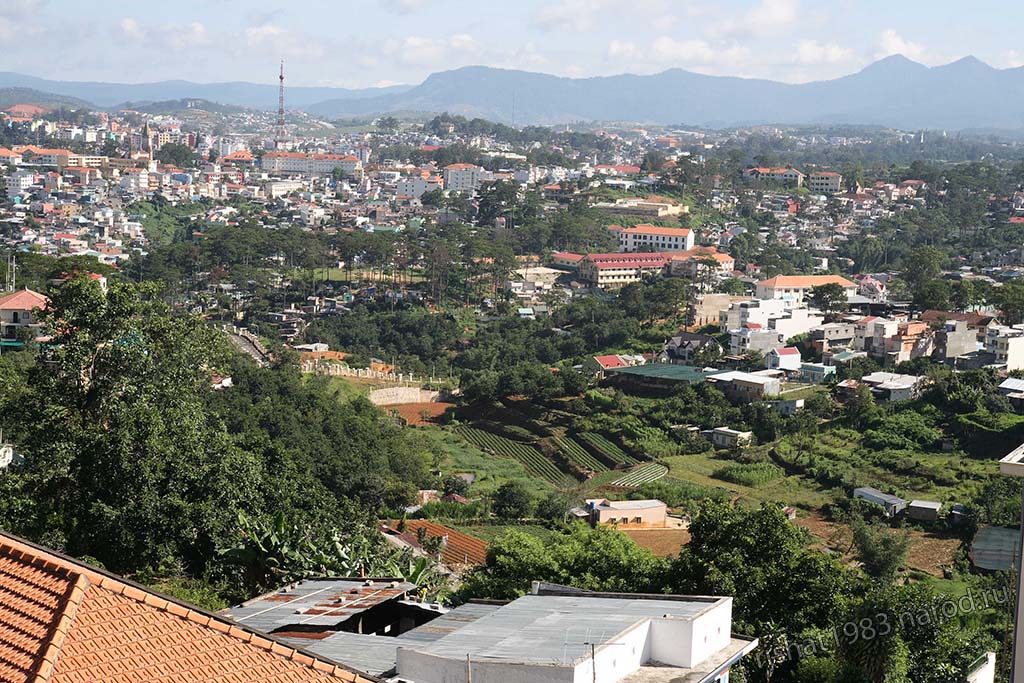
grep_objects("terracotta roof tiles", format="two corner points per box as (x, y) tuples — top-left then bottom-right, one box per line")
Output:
(0, 532), (376, 683)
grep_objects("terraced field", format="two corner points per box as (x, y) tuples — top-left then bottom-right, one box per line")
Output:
(553, 436), (608, 472)
(611, 463), (669, 487)
(454, 426), (576, 487)
(578, 432), (639, 466)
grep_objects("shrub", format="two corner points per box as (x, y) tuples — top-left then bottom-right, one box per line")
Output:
(714, 462), (785, 487)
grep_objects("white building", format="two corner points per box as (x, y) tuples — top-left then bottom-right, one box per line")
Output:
(616, 224), (694, 252)
(807, 171), (843, 194)
(395, 584), (755, 683)
(397, 174), (443, 198)
(5, 170), (36, 196)
(755, 275), (857, 302)
(443, 163), (487, 193)
(262, 151), (362, 176)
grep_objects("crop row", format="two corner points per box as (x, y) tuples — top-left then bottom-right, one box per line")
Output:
(553, 437), (608, 472)
(577, 432), (638, 466)
(611, 463), (668, 487)
(454, 426), (574, 487)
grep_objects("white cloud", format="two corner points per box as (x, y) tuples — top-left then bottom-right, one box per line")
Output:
(997, 50), (1024, 68)
(711, 0), (800, 38)
(114, 17), (210, 50)
(795, 39), (853, 65)
(875, 28), (929, 63)
(241, 24), (325, 60)
(378, 0), (431, 13)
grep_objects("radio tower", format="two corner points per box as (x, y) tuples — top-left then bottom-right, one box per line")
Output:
(275, 60), (287, 150)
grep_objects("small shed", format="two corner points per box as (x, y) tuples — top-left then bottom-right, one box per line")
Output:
(907, 500), (942, 522)
(853, 486), (908, 517)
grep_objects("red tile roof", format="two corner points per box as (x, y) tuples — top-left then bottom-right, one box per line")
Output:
(0, 289), (48, 312)
(593, 354), (628, 369)
(618, 224), (691, 237)
(0, 532), (374, 683)
(756, 275), (855, 289)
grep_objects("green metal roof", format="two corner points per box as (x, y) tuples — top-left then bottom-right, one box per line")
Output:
(606, 364), (712, 383)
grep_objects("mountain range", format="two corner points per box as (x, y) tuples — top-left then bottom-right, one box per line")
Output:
(2, 55), (1024, 130)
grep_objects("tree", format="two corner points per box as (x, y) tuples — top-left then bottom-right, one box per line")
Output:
(155, 142), (197, 168)
(491, 481), (534, 520)
(461, 523), (667, 600)
(809, 283), (848, 318)
(376, 116), (400, 133)
(843, 385), (880, 429)
(994, 280), (1024, 325)
(851, 517), (910, 582)
(442, 474), (469, 496)
(0, 278), (262, 575)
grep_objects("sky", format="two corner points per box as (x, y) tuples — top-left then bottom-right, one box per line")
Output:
(2, 0), (1023, 89)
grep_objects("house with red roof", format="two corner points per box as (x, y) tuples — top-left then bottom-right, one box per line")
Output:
(755, 275), (856, 302)
(766, 346), (802, 371)
(0, 288), (48, 341)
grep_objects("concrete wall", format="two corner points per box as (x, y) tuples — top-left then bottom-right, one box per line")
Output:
(397, 648), (573, 683)
(367, 387), (444, 406)
(649, 600), (731, 669)
(573, 620), (651, 683)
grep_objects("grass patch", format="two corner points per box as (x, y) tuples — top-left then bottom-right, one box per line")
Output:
(416, 428), (554, 497)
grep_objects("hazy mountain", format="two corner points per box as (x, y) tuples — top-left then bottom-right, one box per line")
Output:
(306, 55), (1024, 130)
(3, 56), (1024, 129)
(0, 72), (411, 110)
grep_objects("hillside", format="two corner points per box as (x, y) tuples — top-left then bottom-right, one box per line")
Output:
(0, 87), (92, 111)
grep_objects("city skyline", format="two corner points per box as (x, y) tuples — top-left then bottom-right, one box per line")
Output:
(3, 0), (1022, 89)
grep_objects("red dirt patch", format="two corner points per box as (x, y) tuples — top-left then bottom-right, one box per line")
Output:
(795, 511), (960, 577)
(622, 528), (692, 557)
(388, 402), (454, 425)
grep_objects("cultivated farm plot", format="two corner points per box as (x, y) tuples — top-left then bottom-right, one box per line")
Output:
(554, 437), (608, 472)
(454, 426), (576, 487)
(611, 463), (668, 487)
(577, 432), (639, 466)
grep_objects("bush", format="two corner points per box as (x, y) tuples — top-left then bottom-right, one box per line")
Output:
(714, 462), (785, 487)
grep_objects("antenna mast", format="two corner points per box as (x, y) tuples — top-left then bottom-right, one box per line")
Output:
(275, 60), (287, 150)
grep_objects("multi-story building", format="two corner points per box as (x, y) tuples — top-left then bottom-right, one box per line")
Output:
(755, 275), (857, 302)
(0, 288), (48, 340)
(577, 252), (670, 288)
(262, 151), (362, 176)
(397, 174), (443, 198)
(615, 224), (694, 252)
(5, 169), (36, 196)
(442, 163), (486, 193)
(592, 197), (688, 218)
(807, 171), (843, 193)
(742, 166), (806, 187)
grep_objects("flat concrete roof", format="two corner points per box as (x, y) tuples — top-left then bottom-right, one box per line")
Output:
(397, 594), (724, 666)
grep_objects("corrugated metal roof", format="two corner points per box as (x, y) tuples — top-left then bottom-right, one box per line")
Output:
(226, 579), (415, 633)
(396, 594), (717, 666)
(971, 526), (1021, 571)
(397, 603), (502, 646)
(281, 632), (401, 676)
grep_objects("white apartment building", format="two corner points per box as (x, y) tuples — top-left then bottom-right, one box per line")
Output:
(443, 163), (486, 193)
(5, 170), (36, 196)
(719, 298), (792, 332)
(397, 174), (443, 198)
(989, 326), (1024, 371)
(742, 166), (806, 187)
(807, 171), (843, 193)
(616, 224), (695, 252)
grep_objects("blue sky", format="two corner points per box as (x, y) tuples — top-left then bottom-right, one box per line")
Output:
(2, 0), (1021, 88)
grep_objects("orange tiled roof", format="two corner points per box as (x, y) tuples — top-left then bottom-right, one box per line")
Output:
(0, 531), (375, 683)
(0, 289), (48, 312)
(756, 275), (854, 289)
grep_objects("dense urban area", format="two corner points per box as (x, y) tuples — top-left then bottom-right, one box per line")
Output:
(5, 83), (1024, 683)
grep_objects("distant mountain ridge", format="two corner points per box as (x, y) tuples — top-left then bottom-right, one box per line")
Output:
(3, 56), (1024, 129)
(0, 71), (411, 110)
